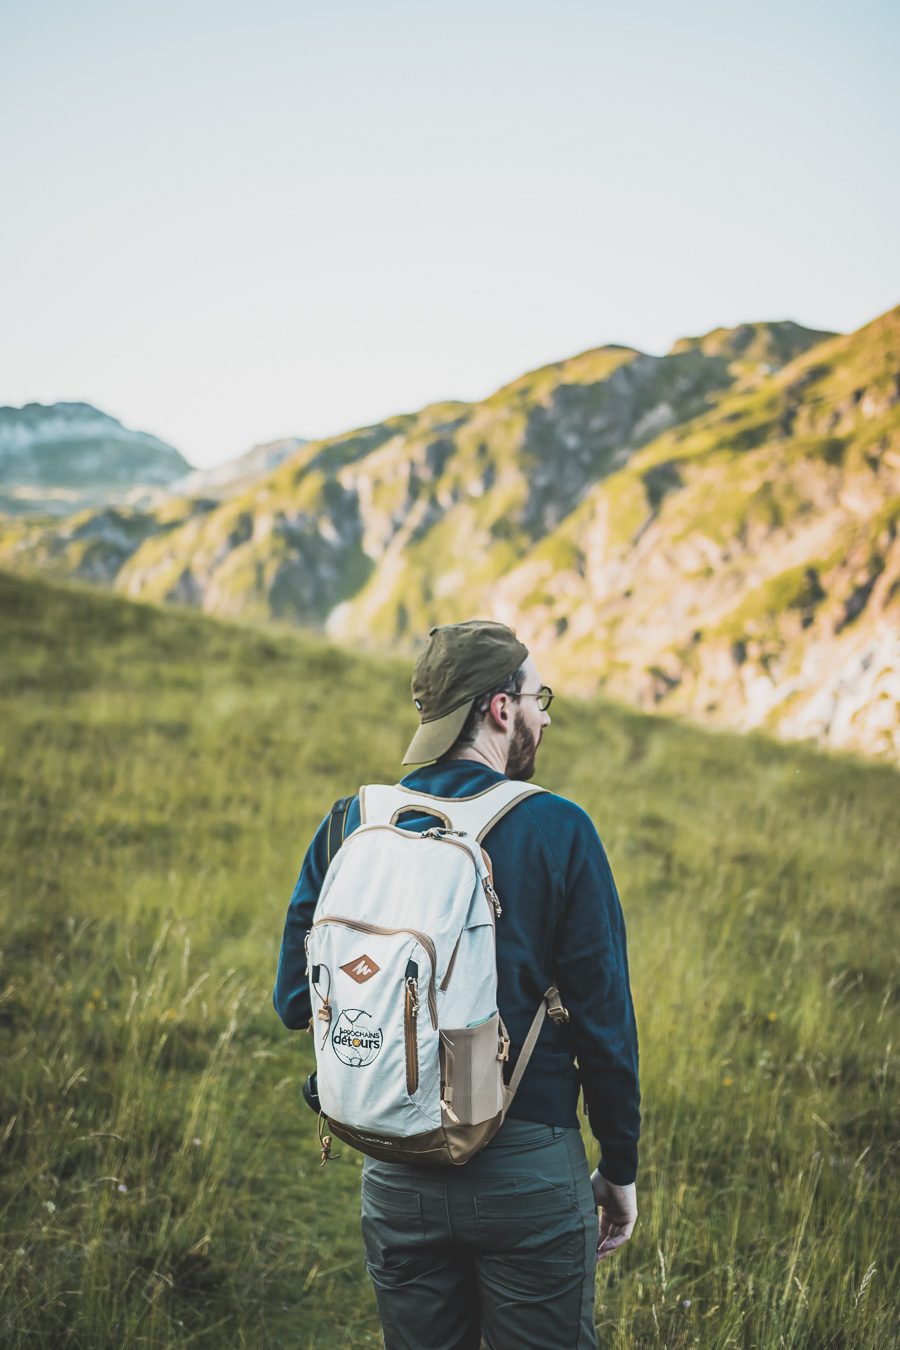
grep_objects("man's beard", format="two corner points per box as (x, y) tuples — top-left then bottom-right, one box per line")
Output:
(506, 708), (539, 781)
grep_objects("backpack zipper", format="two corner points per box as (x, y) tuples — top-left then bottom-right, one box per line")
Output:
(337, 822), (502, 917)
(404, 971), (419, 1095)
(439, 933), (462, 991)
(420, 829), (502, 918)
(312, 916), (439, 1028)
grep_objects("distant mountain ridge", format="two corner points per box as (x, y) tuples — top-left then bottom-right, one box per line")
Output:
(0, 402), (191, 515)
(162, 437), (308, 502)
(2, 308), (897, 759)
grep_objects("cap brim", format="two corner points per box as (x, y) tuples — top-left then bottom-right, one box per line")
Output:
(401, 700), (473, 765)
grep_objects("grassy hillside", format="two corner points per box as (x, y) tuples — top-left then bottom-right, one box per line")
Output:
(0, 570), (897, 1348)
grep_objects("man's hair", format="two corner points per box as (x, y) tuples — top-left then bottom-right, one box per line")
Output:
(438, 664), (528, 758)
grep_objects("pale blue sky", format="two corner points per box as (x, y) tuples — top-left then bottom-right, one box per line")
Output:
(1, 0), (897, 467)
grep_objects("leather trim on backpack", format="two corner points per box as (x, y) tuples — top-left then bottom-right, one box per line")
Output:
(325, 1110), (507, 1167)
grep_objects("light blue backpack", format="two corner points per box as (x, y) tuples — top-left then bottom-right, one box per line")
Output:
(305, 780), (569, 1167)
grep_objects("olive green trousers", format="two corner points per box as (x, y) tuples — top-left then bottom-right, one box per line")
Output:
(361, 1118), (598, 1350)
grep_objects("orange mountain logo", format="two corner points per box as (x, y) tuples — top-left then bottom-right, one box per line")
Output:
(340, 954), (381, 984)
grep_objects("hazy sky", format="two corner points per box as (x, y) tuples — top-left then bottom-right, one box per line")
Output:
(2, 0), (898, 468)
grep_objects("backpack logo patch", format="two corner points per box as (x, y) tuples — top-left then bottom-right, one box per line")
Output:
(332, 1010), (383, 1067)
(341, 953), (380, 984)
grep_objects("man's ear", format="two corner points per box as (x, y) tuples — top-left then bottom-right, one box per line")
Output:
(488, 691), (510, 730)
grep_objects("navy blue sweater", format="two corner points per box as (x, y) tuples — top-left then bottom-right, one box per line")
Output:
(273, 759), (641, 1184)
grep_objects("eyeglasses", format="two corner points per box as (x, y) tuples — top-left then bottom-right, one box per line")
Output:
(513, 685), (554, 712)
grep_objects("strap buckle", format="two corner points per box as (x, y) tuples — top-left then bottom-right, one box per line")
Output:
(544, 986), (570, 1025)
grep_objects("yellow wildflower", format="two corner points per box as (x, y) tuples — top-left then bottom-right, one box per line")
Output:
(723, 1076), (734, 1087)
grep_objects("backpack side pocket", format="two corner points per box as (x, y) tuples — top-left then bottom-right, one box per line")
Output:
(439, 1012), (505, 1125)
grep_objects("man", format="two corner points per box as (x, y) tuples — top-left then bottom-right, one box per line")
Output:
(274, 619), (640, 1350)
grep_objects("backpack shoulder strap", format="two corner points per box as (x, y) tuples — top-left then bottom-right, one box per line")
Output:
(461, 781), (546, 842)
(506, 987), (570, 1098)
(325, 795), (353, 867)
(359, 780), (545, 841)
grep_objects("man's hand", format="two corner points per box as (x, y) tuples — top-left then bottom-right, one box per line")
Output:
(590, 1168), (637, 1262)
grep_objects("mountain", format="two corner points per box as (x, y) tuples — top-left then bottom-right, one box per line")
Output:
(128, 435), (309, 509)
(2, 309), (897, 759)
(489, 308), (899, 757)
(0, 401), (191, 516)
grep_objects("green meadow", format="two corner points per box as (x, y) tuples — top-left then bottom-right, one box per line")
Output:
(0, 567), (896, 1349)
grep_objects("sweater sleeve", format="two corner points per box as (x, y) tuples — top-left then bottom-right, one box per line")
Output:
(272, 811), (331, 1030)
(554, 806), (641, 1184)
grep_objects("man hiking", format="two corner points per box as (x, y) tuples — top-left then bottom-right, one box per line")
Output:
(274, 619), (640, 1349)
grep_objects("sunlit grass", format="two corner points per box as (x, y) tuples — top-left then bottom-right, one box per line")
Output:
(0, 568), (896, 1347)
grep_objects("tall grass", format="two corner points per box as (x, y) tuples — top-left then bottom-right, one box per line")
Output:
(0, 569), (896, 1347)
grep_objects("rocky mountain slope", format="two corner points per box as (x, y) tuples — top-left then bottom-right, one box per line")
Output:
(490, 309), (900, 758)
(2, 309), (897, 759)
(0, 402), (191, 515)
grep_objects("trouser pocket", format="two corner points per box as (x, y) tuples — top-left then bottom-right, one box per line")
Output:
(474, 1182), (597, 1350)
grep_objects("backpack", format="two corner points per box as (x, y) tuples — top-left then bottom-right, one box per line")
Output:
(304, 779), (570, 1167)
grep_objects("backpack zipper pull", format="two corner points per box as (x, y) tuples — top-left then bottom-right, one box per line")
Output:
(405, 959), (420, 1021)
(310, 962), (333, 1042)
(483, 876), (502, 917)
(318, 1113), (340, 1166)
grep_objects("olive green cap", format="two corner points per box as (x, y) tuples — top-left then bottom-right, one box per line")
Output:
(402, 619), (529, 765)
